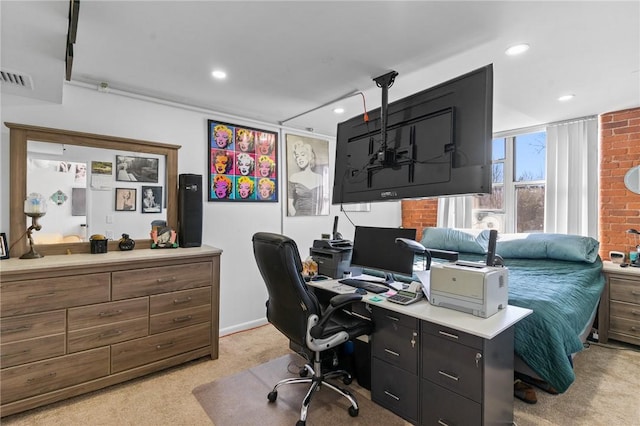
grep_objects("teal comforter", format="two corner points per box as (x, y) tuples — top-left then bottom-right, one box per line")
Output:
(459, 254), (605, 393)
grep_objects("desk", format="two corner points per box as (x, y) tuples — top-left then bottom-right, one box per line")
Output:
(308, 278), (532, 426)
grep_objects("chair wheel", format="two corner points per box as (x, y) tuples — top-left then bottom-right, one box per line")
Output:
(348, 406), (359, 417)
(342, 376), (352, 385)
(267, 391), (278, 402)
(299, 367), (309, 377)
(296, 420), (306, 426)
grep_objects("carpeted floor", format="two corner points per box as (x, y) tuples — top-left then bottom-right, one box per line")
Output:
(2, 324), (639, 425)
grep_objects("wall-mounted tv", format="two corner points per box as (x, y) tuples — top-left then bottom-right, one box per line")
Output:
(332, 64), (493, 204)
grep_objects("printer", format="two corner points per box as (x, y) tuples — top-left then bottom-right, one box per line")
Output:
(310, 239), (353, 279)
(429, 261), (508, 318)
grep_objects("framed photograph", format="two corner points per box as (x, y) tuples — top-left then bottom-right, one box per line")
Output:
(207, 120), (278, 202)
(115, 188), (137, 211)
(286, 134), (330, 216)
(0, 232), (9, 260)
(141, 186), (162, 213)
(116, 155), (159, 182)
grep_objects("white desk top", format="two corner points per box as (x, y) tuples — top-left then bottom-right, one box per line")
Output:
(308, 278), (532, 340)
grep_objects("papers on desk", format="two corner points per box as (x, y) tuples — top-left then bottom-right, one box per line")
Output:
(415, 270), (431, 301)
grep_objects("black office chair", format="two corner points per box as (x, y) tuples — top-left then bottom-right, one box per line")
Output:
(252, 232), (372, 426)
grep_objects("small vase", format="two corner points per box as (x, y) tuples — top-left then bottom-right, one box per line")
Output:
(118, 233), (135, 251)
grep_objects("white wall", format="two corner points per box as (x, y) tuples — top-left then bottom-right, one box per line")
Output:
(0, 83), (401, 335)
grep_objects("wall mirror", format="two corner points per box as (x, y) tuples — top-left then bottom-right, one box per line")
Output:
(624, 165), (640, 195)
(8, 122), (180, 256)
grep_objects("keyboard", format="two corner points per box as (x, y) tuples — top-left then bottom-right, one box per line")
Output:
(337, 278), (388, 294)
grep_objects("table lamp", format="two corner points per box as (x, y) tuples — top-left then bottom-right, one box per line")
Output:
(21, 193), (47, 259)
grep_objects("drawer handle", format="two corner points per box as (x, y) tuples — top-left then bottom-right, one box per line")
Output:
(437, 419), (452, 426)
(385, 315), (400, 322)
(157, 277), (177, 283)
(27, 372), (57, 384)
(173, 296), (192, 305)
(27, 292), (56, 299)
(438, 370), (460, 382)
(632, 291), (640, 296)
(156, 341), (175, 350)
(99, 310), (123, 317)
(2, 325), (33, 334)
(99, 329), (123, 338)
(383, 390), (400, 401)
(173, 315), (193, 323)
(383, 348), (400, 357)
(632, 326), (638, 332)
(438, 331), (459, 340)
(632, 310), (640, 316)
(1, 349), (31, 358)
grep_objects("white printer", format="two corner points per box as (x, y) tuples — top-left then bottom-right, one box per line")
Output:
(429, 261), (508, 318)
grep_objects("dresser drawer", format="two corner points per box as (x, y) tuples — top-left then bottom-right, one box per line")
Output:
(609, 315), (640, 339)
(68, 298), (149, 330)
(0, 311), (66, 343)
(0, 273), (111, 317)
(422, 320), (483, 350)
(1, 335), (66, 368)
(111, 322), (211, 373)
(421, 379), (481, 426)
(422, 332), (483, 402)
(150, 305), (211, 334)
(112, 262), (213, 300)
(0, 347), (110, 404)
(609, 277), (640, 304)
(610, 300), (640, 322)
(68, 317), (149, 353)
(371, 322), (419, 374)
(149, 287), (211, 315)
(371, 357), (418, 423)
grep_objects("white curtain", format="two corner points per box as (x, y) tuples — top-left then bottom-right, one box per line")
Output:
(545, 118), (599, 237)
(436, 195), (473, 228)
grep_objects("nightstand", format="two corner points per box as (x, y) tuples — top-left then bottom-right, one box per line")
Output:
(598, 261), (640, 346)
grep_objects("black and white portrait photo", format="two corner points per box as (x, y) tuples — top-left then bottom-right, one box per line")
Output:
(286, 134), (329, 216)
(142, 186), (162, 213)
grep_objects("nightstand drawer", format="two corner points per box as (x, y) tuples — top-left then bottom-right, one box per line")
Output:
(610, 277), (640, 304)
(111, 322), (210, 373)
(1, 334), (66, 368)
(611, 300), (640, 321)
(68, 317), (149, 353)
(0, 274), (111, 317)
(112, 262), (212, 299)
(0, 311), (65, 343)
(0, 347), (110, 404)
(68, 298), (148, 330)
(609, 316), (640, 339)
(150, 304), (211, 334)
(149, 287), (211, 315)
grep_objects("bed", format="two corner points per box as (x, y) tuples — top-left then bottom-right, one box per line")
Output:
(419, 228), (605, 393)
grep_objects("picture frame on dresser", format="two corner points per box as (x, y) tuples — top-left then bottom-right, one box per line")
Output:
(0, 232), (9, 259)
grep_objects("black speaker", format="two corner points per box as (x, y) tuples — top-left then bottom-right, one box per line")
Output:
(178, 174), (203, 247)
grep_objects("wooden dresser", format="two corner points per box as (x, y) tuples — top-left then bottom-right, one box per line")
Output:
(598, 261), (640, 346)
(0, 246), (221, 417)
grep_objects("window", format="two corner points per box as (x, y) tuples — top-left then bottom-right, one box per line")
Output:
(472, 131), (546, 233)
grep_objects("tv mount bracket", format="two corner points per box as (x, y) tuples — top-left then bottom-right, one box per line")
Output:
(373, 71), (399, 151)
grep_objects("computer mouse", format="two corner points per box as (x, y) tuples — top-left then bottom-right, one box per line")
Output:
(354, 288), (367, 295)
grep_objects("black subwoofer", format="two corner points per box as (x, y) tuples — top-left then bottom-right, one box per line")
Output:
(178, 174), (203, 247)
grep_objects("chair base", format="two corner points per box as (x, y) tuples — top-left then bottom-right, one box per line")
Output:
(267, 360), (360, 425)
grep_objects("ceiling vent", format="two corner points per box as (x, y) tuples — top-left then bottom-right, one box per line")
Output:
(0, 69), (34, 90)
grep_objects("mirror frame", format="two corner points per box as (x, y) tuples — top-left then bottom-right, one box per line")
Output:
(624, 165), (640, 195)
(7, 122), (181, 256)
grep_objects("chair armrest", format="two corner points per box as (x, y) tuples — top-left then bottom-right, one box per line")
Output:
(329, 293), (362, 307)
(310, 293), (363, 338)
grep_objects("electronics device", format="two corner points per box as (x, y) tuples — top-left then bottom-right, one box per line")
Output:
(178, 174), (203, 247)
(387, 281), (424, 305)
(333, 64), (493, 204)
(350, 226), (417, 284)
(609, 251), (625, 264)
(332, 215), (343, 240)
(430, 262), (508, 318)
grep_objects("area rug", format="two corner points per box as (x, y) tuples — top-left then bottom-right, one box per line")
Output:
(192, 353), (407, 426)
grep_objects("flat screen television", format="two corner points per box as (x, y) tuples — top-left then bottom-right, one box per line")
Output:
(350, 226), (417, 282)
(333, 64), (493, 204)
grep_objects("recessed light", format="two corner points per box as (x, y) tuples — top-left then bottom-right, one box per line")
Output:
(505, 43), (530, 56)
(558, 94), (575, 102)
(211, 70), (227, 80)
(333, 107), (345, 114)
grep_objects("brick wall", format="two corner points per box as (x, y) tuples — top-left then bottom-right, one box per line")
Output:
(401, 199), (438, 241)
(599, 107), (640, 260)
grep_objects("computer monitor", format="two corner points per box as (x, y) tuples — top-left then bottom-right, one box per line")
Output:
(351, 226), (417, 283)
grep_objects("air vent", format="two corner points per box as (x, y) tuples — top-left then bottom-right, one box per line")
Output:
(0, 70), (34, 90)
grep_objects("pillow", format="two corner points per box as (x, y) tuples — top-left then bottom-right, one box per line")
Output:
(495, 233), (600, 263)
(420, 227), (490, 254)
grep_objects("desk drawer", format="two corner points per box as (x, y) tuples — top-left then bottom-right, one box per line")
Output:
(0, 347), (110, 404)
(68, 298), (148, 330)
(372, 306), (419, 329)
(150, 305), (211, 334)
(149, 287), (210, 315)
(421, 379), (481, 426)
(1, 334), (65, 368)
(422, 321), (483, 350)
(112, 262), (212, 299)
(372, 323), (418, 374)
(0, 274), (110, 317)
(422, 332), (482, 402)
(67, 317), (149, 353)
(0, 311), (66, 343)
(371, 358), (418, 423)
(111, 322), (210, 373)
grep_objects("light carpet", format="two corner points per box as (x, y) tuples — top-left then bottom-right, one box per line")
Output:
(193, 353), (406, 426)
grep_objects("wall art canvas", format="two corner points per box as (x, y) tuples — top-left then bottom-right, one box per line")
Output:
(286, 134), (329, 216)
(207, 120), (278, 202)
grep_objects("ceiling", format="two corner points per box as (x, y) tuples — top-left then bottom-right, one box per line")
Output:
(2, 1), (639, 137)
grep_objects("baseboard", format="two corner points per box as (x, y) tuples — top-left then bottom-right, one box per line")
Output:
(220, 318), (268, 337)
